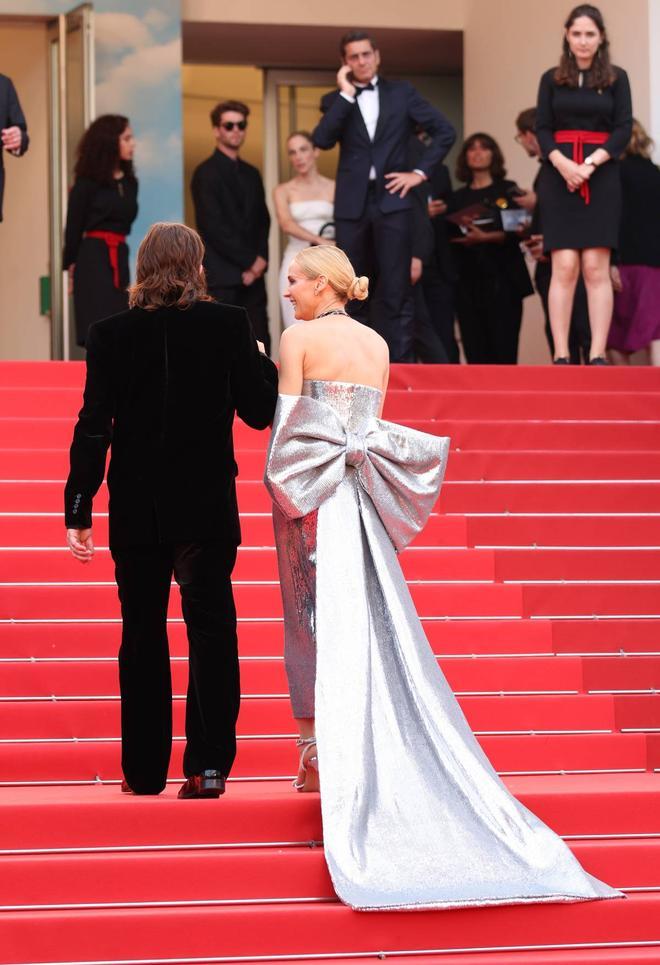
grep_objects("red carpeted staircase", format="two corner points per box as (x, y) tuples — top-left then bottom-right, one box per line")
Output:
(1, 361), (660, 965)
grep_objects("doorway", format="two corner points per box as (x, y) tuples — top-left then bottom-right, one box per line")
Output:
(0, 5), (93, 361)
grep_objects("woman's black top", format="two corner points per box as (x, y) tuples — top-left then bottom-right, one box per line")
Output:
(449, 179), (533, 299)
(618, 155), (660, 267)
(63, 175), (138, 268)
(536, 66), (632, 161)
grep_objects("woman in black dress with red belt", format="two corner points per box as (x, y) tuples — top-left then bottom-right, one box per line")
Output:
(536, 4), (632, 364)
(63, 115), (138, 347)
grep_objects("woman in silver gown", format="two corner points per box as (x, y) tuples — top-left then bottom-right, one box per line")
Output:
(265, 245), (622, 912)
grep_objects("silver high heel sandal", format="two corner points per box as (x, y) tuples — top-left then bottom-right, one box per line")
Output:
(293, 736), (319, 792)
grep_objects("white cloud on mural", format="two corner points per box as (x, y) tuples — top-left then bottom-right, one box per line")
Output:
(96, 35), (181, 112)
(136, 130), (182, 175)
(95, 12), (154, 53)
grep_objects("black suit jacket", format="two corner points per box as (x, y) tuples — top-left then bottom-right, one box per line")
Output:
(0, 74), (29, 222)
(64, 301), (278, 550)
(313, 79), (455, 220)
(191, 149), (270, 289)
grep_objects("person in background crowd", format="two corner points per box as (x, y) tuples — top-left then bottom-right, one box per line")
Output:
(0, 73), (29, 224)
(274, 131), (335, 329)
(409, 128), (457, 362)
(535, 4), (632, 365)
(64, 222), (278, 799)
(450, 133), (533, 364)
(515, 107), (591, 363)
(312, 30), (455, 362)
(191, 100), (271, 354)
(608, 119), (660, 366)
(63, 115), (138, 348)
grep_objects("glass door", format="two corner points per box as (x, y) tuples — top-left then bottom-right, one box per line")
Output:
(263, 70), (337, 349)
(48, 4), (94, 360)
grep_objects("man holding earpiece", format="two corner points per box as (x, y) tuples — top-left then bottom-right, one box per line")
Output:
(312, 30), (455, 362)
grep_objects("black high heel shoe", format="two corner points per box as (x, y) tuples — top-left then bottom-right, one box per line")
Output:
(589, 356), (608, 366)
(553, 357), (570, 365)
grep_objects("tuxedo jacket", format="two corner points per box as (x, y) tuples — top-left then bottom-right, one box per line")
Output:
(64, 300), (278, 550)
(191, 149), (270, 289)
(0, 74), (29, 222)
(313, 79), (455, 221)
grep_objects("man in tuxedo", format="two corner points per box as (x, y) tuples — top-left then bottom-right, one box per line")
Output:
(64, 222), (278, 798)
(191, 100), (271, 354)
(1, 73), (29, 223)
(312, 31), (455, 361)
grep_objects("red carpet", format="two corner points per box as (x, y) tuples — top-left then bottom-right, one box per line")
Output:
(1, 361), (659, 963)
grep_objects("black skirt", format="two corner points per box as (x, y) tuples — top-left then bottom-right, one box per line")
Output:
(73, 237), (130, 347)
(537, 157), (621, 252)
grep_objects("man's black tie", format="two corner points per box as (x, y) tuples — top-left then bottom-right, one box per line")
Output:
(354, 82), (375, 96)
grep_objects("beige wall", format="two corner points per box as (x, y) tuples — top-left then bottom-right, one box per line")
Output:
(182, 0), (467, 30)
(0, 21), (51, 359)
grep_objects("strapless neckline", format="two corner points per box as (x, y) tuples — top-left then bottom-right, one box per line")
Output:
(302, 378), (382, 394)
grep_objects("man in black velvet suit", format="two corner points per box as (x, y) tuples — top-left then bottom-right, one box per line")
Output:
(312, 31), (455, 361)
(1, 73), (29, 222)
(64, 223), (278, 798)
(191, 100), (271, 354)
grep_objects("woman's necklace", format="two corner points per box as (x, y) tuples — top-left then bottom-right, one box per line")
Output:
(315, 309), (348, 319)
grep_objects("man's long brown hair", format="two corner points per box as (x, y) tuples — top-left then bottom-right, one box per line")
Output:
(554, 5), (616, 89)
(129, 223), (213, 310)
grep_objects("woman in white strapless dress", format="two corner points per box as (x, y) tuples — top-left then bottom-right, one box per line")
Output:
(273, 131), (335, 328)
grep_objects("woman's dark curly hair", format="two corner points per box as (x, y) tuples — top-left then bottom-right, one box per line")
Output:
(74, 114), (134, 184)
(554, 5), (616, 89)
(455, 133), (507, 185)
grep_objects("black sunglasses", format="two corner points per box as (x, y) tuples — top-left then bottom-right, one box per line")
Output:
(221, 120), (247, 131)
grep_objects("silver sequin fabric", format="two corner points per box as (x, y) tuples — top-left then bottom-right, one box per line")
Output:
(265, 379), (623, 912)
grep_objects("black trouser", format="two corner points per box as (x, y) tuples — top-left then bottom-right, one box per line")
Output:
(456, 277), (523, 364)
(112, 540), (239, 794)
(413, 280), (449, 362)
(535, 262), (591, 364)
(421, 262), (459, 363)
(337, 188), (414, 362)
(210, 276), (271, 356)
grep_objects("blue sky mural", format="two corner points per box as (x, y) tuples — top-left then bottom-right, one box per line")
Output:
(0, 0), (183, 258)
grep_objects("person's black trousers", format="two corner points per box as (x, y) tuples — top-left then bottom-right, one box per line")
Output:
(210, 276), (271, 356)
(112, 540), (239, 794)
(421, 263), (459, 363)
(337, 187), (415, 362)
(413, 281), (449, 362)
(535, 262), (591, 364)
(456, 277), (524, 364)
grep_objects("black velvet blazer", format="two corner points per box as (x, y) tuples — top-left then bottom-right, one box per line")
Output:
(64, 300), (278, 549)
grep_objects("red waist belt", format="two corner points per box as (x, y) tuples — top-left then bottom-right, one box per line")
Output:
(85, 230), (126, 289)
(554, 130), (609, 205)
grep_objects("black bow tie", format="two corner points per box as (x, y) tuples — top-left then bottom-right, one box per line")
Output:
(354, 82), (376, 96)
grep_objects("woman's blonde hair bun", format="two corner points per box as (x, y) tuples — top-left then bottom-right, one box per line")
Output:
(294, 246), (370, 303)
(348, 275), (369, 302)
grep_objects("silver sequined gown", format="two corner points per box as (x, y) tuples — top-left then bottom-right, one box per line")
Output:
(265, 379), (622, 911)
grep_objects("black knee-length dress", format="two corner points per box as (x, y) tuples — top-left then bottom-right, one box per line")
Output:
(63, 175), (138, 346)
(535, 66), (632, 252)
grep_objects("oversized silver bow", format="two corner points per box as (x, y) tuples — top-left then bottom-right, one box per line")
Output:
(265, 394), (449, 551)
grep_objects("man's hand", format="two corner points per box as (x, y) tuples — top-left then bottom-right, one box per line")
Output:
(250, 255), (267, 279)
(410, 257), (423, 286)
(1, 126), (22, 153)
(66, 528), (94, 564)
(427, 199), (447, 219)
(67, 265), (75, 295)
(242, 270), (256, 287)
(385, 171), (424, 198)
(337, 64), (357, 98)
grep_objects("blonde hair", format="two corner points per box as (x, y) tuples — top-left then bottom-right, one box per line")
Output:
(129, 222), (212, 310)
(625, 118), (655, 159)
(294, 246), (369, 302)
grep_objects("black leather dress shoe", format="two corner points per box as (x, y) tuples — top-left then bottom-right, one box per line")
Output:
(178, 770), (226, 799)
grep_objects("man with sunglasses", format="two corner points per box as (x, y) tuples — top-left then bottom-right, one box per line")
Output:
(192, 100), (271, 353)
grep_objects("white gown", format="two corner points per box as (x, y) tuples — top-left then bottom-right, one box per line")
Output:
(278, 199), (334, 328)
